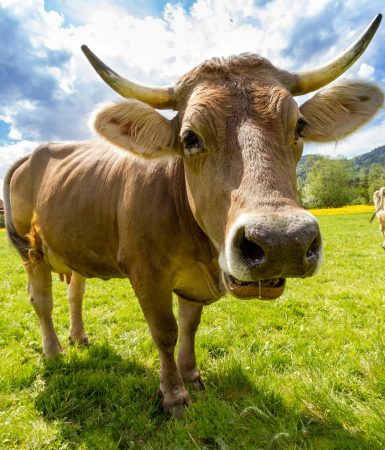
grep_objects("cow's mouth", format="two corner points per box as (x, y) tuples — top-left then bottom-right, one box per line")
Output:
(223, 273), (286, 300)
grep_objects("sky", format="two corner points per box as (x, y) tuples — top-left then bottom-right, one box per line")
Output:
(0, 0), (384, 198)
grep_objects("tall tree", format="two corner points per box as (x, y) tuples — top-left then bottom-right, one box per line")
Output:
(302, 158), (353, 208)
(367, 164), (385, 201)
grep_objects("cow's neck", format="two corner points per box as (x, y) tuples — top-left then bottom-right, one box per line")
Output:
(167, 158), (223, 301)
(171, 158), (217, 259)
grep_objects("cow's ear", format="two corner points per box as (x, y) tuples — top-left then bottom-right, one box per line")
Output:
(299, 81), (384, 142)
(94, 100), (179, 159)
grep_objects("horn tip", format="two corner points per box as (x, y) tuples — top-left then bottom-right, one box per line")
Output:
(368, 14), (382, 37)
(81, 44), (89, 53)
(372, 13), (382, 28)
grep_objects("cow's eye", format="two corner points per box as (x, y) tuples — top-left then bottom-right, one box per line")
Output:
(295, 118), (307, 139)
(182, 131), (203, 156)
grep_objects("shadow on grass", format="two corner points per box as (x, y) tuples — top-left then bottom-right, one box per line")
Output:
(194, 363), (374, 449)
(35, 342), (165, 447)
(35, 348), (374, 449)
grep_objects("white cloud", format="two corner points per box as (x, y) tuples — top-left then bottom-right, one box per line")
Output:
(304, 115), (385, 158)
(357, 63), (375, 79)
(8, 127), (22, 140)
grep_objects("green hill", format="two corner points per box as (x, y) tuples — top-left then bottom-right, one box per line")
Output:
(352, 145), (385, 169)
(297, 145), (385, 181)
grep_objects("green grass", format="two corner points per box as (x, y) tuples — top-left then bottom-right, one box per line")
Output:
(1, 213), (385, 449)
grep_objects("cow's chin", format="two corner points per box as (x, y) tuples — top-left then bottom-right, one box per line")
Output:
(223, 273), (286, 300)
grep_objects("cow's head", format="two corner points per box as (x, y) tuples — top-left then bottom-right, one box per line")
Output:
(83, 14), (383, 300)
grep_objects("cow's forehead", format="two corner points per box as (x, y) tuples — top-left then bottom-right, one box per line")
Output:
(175, 53), (288, 97)
(177, 56), (297, 133)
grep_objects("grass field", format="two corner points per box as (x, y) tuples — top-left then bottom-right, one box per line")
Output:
(1, 212), (385, 449)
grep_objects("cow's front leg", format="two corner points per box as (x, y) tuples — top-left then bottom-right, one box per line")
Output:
(67, 272), (88, 345)
(177, 296), (204, 390)
(138, 291), (190, 418)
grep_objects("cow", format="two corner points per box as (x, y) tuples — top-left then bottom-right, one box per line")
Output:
(372, 187), (385, 248)
(4, 14), (384, 418)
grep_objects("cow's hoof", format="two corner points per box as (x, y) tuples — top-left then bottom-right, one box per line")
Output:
(69, 335), (89, 346)
(43, 341), (63, 358)
(187, 375), (205, 391)
(162, 388), (190, 420)
(179, 366), (205, 390)
(171, 404), (185, 420)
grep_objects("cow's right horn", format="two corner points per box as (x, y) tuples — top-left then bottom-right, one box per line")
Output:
(289, 14), (382, 96)
(81, 45), (177, 110)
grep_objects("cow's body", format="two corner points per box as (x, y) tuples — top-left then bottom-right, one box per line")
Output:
(373, 187), (385, 248)
(4, 15), (384, 418)
(10, 140), (221, 300)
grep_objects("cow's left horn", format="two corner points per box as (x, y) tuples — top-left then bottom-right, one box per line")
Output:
(81, 45), (177, 110)
(289, 14), (382, 96)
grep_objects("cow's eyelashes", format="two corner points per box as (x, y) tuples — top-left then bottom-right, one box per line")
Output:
(295, 118), (307, 138)
(182, 131), (204, 156)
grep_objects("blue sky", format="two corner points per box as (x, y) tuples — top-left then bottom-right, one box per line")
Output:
(0, 0), (384, 196)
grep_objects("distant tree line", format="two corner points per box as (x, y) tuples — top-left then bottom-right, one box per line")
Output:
(297, 156), (385, 208)
(0, 212), (4, 228)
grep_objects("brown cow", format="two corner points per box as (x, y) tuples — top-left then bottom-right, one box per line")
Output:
(372, 187), (385, 248)
(4, 15), (384, 418)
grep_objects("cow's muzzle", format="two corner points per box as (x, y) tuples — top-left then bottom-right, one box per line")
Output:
(220, 211), (322, 300)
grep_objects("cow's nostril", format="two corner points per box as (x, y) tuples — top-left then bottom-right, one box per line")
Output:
(306, 232), (322, 263)
(239, 234), (266, 267)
